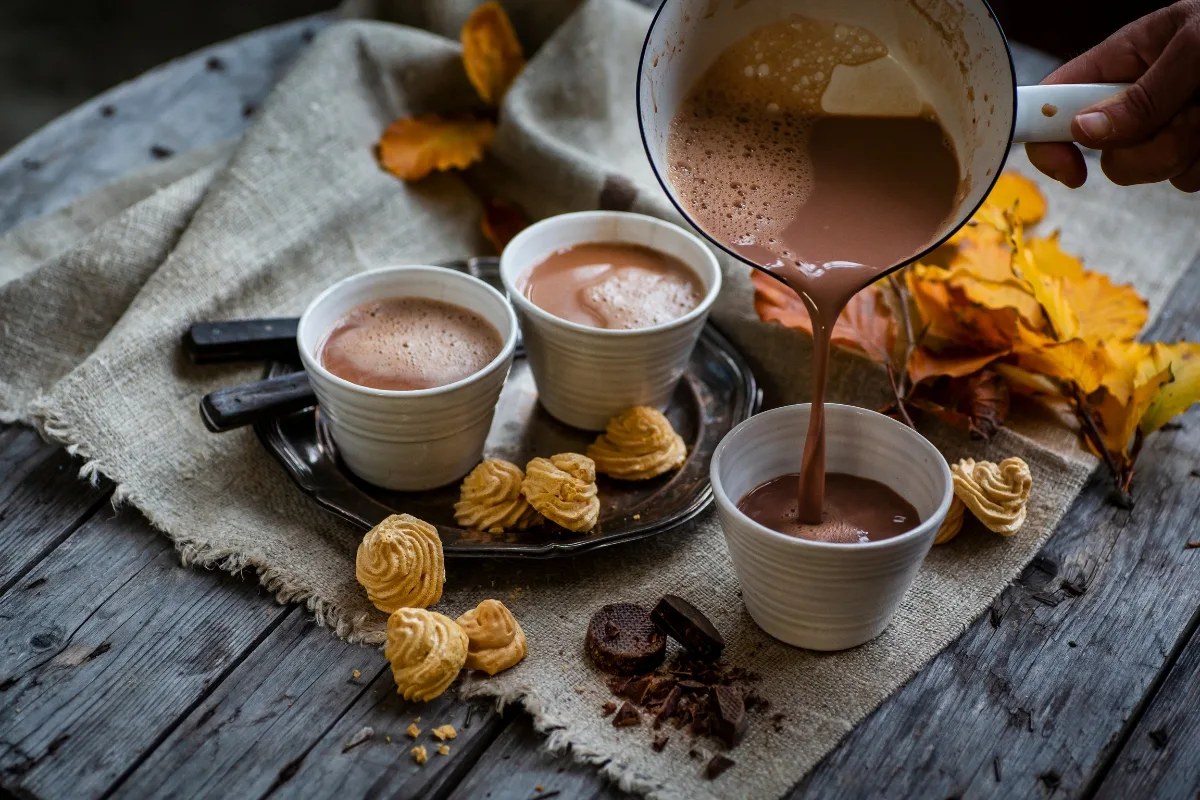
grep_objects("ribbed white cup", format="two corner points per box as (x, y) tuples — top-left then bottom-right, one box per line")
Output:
(499, 211), (722, 430)
(711, 404), (953, 651)
(297, 266), (518, 491)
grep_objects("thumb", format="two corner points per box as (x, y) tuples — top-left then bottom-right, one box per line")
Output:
(1073, 20), (1200, 147)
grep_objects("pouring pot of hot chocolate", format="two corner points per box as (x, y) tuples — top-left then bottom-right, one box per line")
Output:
(637, 0), (1129, 278)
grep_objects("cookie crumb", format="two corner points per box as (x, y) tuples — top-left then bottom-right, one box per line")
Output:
(385, 735), (392, 743)
(406, 723), (421, 738)
(411, 745), (427, 764)
(432, 724), (457, 741)
(351, 669), (360, 679)
(438, 744), (451, 756)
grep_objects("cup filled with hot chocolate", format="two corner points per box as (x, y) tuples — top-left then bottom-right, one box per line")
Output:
(297, 266), (518, 491)
(711, 404), (953, 651)
(500, 211), (721, 430)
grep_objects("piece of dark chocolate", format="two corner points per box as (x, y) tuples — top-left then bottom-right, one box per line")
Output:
(601, 701), (617, 716)
(653, 686), (682, 729)
(621, 676), (653, 705)
(612, 701), (641, 727)
(586, 604), (666, 675)
(710, 686), (747, 748)
(704, 753), (736, 779)
(607, 676), (630, 695)
(651, 595), (726, 661)
(652, 734), (670, 752)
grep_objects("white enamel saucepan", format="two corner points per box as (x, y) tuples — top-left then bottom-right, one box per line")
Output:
(637, 0), (1128, 275)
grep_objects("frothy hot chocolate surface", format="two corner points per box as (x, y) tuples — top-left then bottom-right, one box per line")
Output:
(667, 15), (961, 526)
(318, 297), (502, 391)
(521, 242), (704, 330)
(737, 472), (919, 544)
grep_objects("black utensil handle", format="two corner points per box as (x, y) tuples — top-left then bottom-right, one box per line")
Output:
(200, 372), (316, 432)
(184, 318), (300, 364)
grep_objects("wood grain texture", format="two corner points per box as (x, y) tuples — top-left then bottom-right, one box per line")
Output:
(0, 15), (332, 234)
(446, 715), (633, 800)
(1093, 606), (1200, 799)
(0, 425), (112, 595)
(0, 507), (285, 799)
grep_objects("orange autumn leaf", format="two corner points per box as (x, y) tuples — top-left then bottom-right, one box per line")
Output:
(378, 115), (495, 181)
(906, 266), (1019, 352)
(750, 270), (895, 363)
(1090, 359), (1174, 455)
(910, 370), (1010, 439)
(982, 172), (1046, 225)
(906, 348), (1007, 386)
(461, 1), (526, 106)
(992, 362), (1063, 397)
(480, 196), (530, 253)
(1014, 338), (1110, 394)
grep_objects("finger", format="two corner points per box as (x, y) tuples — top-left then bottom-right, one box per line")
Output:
(1041, 3), (1181, 85)
(1073, 13), (1200, 147)
(1169, 153), (1200, 192)
(1025, 142), (1088, 188)
(1098, 105), (1200, 185)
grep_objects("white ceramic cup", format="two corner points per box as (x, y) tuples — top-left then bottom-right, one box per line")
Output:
(297, 266), (518, 491)
(499, 211), (722, 431)
(711, 403), (953, 651)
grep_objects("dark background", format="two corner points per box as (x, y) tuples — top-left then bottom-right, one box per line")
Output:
(0, 0), (1167, 155)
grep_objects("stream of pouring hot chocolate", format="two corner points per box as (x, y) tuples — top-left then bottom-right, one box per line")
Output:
(667, 16), (960, 523)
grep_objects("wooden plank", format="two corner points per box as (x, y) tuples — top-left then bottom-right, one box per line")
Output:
(446, 715), (633, 800)
(260, 668), (507, 799)
(0, 507), (286, 798)
(1093, 621), (1200, 799)
(789, 255), (1200, 798)
(0, 424), (111, 595)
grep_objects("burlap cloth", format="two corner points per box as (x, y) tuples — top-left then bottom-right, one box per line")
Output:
(2, 1), (1198, 796)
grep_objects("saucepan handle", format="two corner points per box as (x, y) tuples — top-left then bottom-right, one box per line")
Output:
(200, 371), (316, 432)
(1014, 83), (1132, 143)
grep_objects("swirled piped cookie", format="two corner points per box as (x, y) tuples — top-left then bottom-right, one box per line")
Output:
(356, 514), (445, 613)
(587, 406), (687, 480)
(521, 453), (600, 532)
(454, 459), (541, 532)
(385, 607), (468, 701)
(456, 599), (527, 675)
(935, 456), (1032, 544)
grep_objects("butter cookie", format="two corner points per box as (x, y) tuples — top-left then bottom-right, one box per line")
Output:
(454, 459), (541, 532)
(521, 453), (600, 532)
(356, 514), (445, 613)
(587, 406), (687, 480)
(385, 607), (468, 702)
(456, 599), (527, 675)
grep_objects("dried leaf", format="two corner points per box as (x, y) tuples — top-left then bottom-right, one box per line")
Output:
(480, 196), (530, 252)
(1063, 270), (1148, 344)
(1027, 232), (1083, 280)
(751, 270), (896, 364)
(983, 172), (1046, 224)
(1014, 337), (1110, 394)
(378, 115), (495, 181)
(907, 348), (1006, 386)
(1139, 342), (1200, 436)
(461, 2), (526, 105)
(992, 362), (1064, 397)
(1091, 365), (1173, 455)
(911, 370), (1010, 438)
(906, 266), (1019, 352)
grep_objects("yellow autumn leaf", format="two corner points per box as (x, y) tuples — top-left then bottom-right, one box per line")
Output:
(1027, 232), (1083, 280)
(1063, 270), (1148, 344)
(1091, 366), (1173, 455)
(461, 1), (526, 105)
(983, 172), (1046, 224)
(377, 115), (496, 181)
(906, 266), (1019, 352)
(992, 362), (1064, 396)
(1014, 337), (1110, 394)
(1139, 342), (1200, 435)
(985, 205), (1079, 341)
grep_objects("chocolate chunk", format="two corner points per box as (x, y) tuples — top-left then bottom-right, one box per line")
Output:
(644, 677), (676, 704)
(621, 676), (653, 705)
(601, 702), (617, 716)
(651, 595), (725, 661)
(704, 753), (736, 779)
(710, 686), (747, 748)
(653, 686), (681, 729)
(676, 679), (706, 691)
(586, 604), (666, 675)
(652, 733), (670, 752)
(612, 701), (640, 727)
(606, 676), (630, 695)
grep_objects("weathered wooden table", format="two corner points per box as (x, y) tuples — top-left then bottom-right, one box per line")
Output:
(2, 13), (1198, 800)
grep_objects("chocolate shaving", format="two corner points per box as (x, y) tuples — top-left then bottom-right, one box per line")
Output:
(621, 676), (653, 704)
(652, 733), (670, 752)
(604, 621), (621, 639)
(601, 702), (617, 716)
(612, 701), (640, 727)
(710, 686), (747, 747)
(704, 753), (736, 779)
(653, 686), (682, 729)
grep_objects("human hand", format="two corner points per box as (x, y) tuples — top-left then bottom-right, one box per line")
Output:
(1025, 0), (1200, 191)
